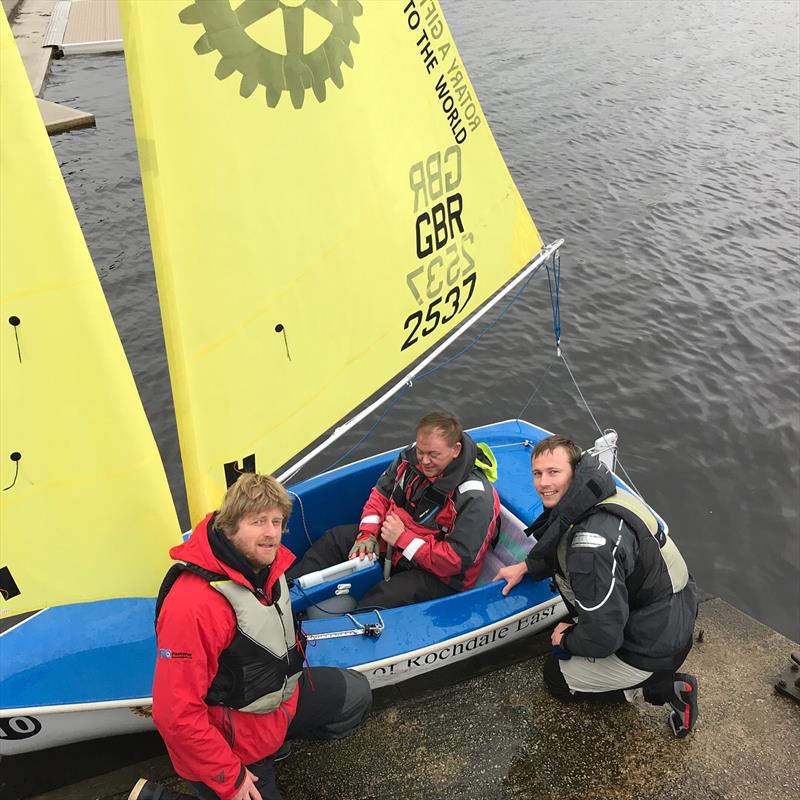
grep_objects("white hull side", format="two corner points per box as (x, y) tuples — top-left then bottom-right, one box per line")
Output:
(0, 704), (155, 756)
(2, 597), (567, 754)
(354, 597), (565, 688)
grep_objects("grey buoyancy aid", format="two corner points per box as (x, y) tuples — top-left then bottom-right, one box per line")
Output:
(558, 489), (689, 609)
(156, 562), (303, 714)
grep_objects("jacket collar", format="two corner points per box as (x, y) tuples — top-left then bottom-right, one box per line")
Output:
(208, 517), (270, 591)
(404, 432), (478, 494)
(526, 453), (616, 558)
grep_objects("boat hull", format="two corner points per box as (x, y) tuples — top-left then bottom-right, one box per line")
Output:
(347, 597), (563, 688)
(0, 704), (154, 756)
(0, 420), (564, 754)
(0, 599), (566, 754)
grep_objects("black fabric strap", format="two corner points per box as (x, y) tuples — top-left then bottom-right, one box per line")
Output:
(154, 561), (228, 625)
(391, 434), (478, 525)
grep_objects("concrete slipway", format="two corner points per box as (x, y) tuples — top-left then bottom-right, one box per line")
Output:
(3, 597), (798, 800)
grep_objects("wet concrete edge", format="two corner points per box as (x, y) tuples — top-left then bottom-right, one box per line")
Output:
(5, 597), (799, 800)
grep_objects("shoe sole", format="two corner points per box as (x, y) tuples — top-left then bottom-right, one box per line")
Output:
(128, 779), (148, 800)
(670, 674), (698, 737)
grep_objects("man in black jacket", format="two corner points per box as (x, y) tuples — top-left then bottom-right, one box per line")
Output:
(496, 434), (699, 737)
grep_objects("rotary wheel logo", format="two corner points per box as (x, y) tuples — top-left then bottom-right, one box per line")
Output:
(179, 0), (362, 109)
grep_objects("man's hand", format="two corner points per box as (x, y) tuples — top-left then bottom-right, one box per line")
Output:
(380, 513), (405, 546)
(493, 562), (529, 596)
(348, 534), (378, 561)
(231, 769), (261, 800)
(551, 621), (573, 647)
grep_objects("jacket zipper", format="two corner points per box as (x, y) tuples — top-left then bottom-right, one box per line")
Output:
(275, 602), (291, 666)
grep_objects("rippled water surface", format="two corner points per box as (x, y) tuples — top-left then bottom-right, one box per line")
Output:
(43, 0), (799, 640)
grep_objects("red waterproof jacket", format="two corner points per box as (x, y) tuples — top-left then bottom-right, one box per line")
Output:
(353, 434), (499, 591)
(152, 514), (300, 800)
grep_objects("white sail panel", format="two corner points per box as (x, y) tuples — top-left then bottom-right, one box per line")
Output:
(120, 0), (543, 522)
(0, 17), (181, 616)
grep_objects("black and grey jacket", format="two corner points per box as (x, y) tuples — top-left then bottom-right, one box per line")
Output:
(525, 454), (697, 671)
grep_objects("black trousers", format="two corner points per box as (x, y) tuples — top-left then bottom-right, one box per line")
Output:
(190, 667), (371, 800)
(287, 524), (455, 608)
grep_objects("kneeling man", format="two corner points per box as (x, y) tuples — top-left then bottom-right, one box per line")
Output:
(131, 473), (372, 800)
(496, 434), (699, 737)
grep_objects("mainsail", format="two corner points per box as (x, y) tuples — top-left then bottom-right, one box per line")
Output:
(0, 16), (181, 616)
(120, 0), (544, 523)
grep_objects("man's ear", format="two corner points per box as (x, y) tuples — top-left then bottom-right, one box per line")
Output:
(453, 442), (462, 457)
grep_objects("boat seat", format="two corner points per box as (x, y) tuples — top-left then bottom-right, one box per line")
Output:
(289, 558), (383, 615)
(290, 504), (534, 607)
(475, 504), (535, 587)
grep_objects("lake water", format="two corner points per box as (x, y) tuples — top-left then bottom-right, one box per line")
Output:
(42, 0), (799, 641)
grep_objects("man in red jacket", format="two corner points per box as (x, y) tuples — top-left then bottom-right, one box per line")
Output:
(287, 411), (500, 608)
(130, 473), (371, 800)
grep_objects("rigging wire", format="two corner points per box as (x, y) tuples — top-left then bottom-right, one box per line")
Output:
(287, 490), (315, 548)
(320, 261), (545, 475)
(308, 248), (643, 500)
(546, 249), (561, 355)
(415, 266), (540, 381)
(516, 359), (555, 421)
(541, 248), (643, 496)
(558, 348), (642, 497)
(322, 383), (412, 473)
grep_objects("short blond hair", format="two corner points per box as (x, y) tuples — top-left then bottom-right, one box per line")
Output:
(215, 473), (292, 536)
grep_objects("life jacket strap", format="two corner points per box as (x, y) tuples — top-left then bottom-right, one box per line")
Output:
(154, 561), (228, 626)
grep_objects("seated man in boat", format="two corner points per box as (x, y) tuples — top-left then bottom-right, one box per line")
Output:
(287, 411), (500, 609)
(130, 473), (372, 800)
(495, 434), (700, 737)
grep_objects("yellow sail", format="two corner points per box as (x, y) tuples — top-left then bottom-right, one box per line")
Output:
(0, 16), (180, 616)
(120, 0), (543, 523)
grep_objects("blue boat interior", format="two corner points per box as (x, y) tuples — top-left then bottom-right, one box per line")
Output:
(283, 421), (561, 669)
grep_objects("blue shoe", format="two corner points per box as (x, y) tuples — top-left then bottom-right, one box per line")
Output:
(668, 673), (698, 737)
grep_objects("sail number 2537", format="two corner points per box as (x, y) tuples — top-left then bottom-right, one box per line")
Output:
(401, 272), (477, 351)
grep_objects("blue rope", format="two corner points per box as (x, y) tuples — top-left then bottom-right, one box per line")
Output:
(323, 258), (548, 472)
(292, 582), (388, 618)
(417, 265), (541, 381)
(324, 383), (411, 471)
(546, 250), (561, 351)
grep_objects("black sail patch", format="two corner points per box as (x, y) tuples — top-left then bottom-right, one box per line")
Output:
(0, 566), (21, 601)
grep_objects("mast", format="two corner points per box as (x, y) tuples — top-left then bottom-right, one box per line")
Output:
(277, 239), (564, 483)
